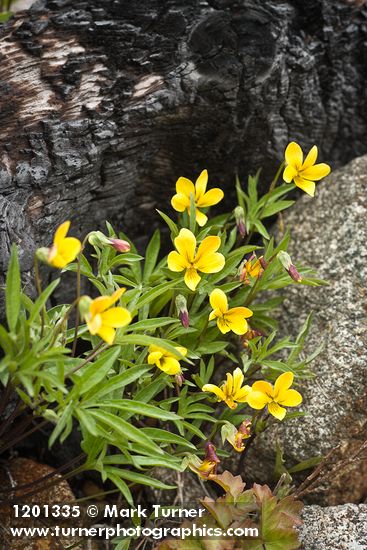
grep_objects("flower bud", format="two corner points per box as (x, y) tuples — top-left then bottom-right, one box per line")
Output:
(35, 247), (50, 264)
(234, 206), (246, 237)
(78, 295), (92, 320)
(259, 256), (268, 270)
(277, 251), (302, 282)
(108, 238), (131, 253)
(88, 231), (111, 247)
(175, 294), (189, 328)
(175, 373), (185, 387)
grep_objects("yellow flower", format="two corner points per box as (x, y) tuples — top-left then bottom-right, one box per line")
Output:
(239, 254), (264, 285)
(247, 371), (302, 421)
(47, 221), (81, 269)
(283, 142), (331, 197)
(188, 442), (220, 479)
(209, 289), (253, 335)
(226, 420), (252, 453)
(202, 367), (251, 409)
(171, 169), (224, 227)
(167, 228), (225, 291)
(85, 288), (131, 345)
(147, 345), (187, 375)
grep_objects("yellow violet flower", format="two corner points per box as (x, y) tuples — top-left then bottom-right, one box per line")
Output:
(226, 420), (252, 453)
(171, 169), (224, 227)
(209, 289), (253, 335)
(85, 288), (131, 345)
(239, 254), (264, 285)
(147, 344), (187, 375)
(202, 367), (251, 409)
(247, 371), (302, 421)
(167, 228), (225, 291)
(283, 142), (331, 197)
(188, 442), (220, 479)
(47, 221), (81, 269)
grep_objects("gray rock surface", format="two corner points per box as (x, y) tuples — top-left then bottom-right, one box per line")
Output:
(300, 504), (367, 550)
(245, 154), (367, 504)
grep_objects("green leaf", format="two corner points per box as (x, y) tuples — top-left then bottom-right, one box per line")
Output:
(143, 229), (161, 281)
(28, 279), (60, 324)
(156, 210), (179, 238)
(73, 346), (121, 396)
(87, 399), (181, 421)
(140, 428), (197, 449)
(84, 364), (151, 400)
(89, 410), (164, 455)
(116, 334), (190, 362)
(5, 244), (21, 332)
(105, 472), (133, 506)
(104, 466), (176, 490)
(127, 317), (177, 332)
(133, 280), (178, 310)
(288, 455), (323, 474)
(260, 200), (295, 219)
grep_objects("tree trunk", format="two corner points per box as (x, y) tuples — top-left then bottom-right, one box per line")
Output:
(0, 0), (366, 280)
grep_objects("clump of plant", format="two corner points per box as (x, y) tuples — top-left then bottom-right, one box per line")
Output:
(0, 0), (13, 23)
(0, 142), (330, 548)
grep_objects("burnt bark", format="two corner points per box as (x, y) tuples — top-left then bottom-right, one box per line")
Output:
(0, 0), (367, 278)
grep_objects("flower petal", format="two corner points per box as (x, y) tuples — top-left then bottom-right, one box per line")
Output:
(209, 289), (228, 314)
(225, 372), (233, 396)
(160, 357), (181, 375)
(100, 307), (131, 328)
(278, 389), (302, 407)
(285, 142), (303, 169)
(195, 208), (208, 227)
(167, 251), (187, 272)
(268, 402), (286, 420)
(202, 383), (226, 402)
(176, 176), (195, 198)
(197, 188), (224, 208)
(184, 267), (201, 291)
(302, 145), (318, 170)
(235, 385), (251, 403)
(247, 390), (270, 409)
(283, 165), (298, 183)
(90, 288), (125, 316)
(197, 252), (225, 274)
(224, 311), (248, 335)
(195, 169), (208, 199)
(174, 228), (196, 263)
(53, 221), (71, 247)
(294, 176), (315, 197)
(148, 351), (163, 365)
(97, 325), (116, 345)
(209, 309), (219, 321)
(232, 367), (244, 395)
(274, 372), (294, 396)
(195, 235), (221, 264)
(171, 193), (190, 212)
(252, 380), (274, 397)
(301, 163), (331, 181)
(87, 314), (102, 335)
(217, 317), (231, 334)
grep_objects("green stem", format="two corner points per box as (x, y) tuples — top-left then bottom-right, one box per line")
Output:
(68, 341), (106, 376)
(71, 255), (82, 357)
(245, 161), (285, 245)
(34, 255), (45, 337)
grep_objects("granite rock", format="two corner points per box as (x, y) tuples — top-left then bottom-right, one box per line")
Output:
(245, 154), (367, 505)
(299, 504), (367, 550)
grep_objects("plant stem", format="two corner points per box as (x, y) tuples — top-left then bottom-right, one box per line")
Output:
(68, 341), (106, 376)
(0, 419), (49, 455)
(0, 453), (85, 495)
(71, 255), (82, 357)
(34, 255), (45, 337)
